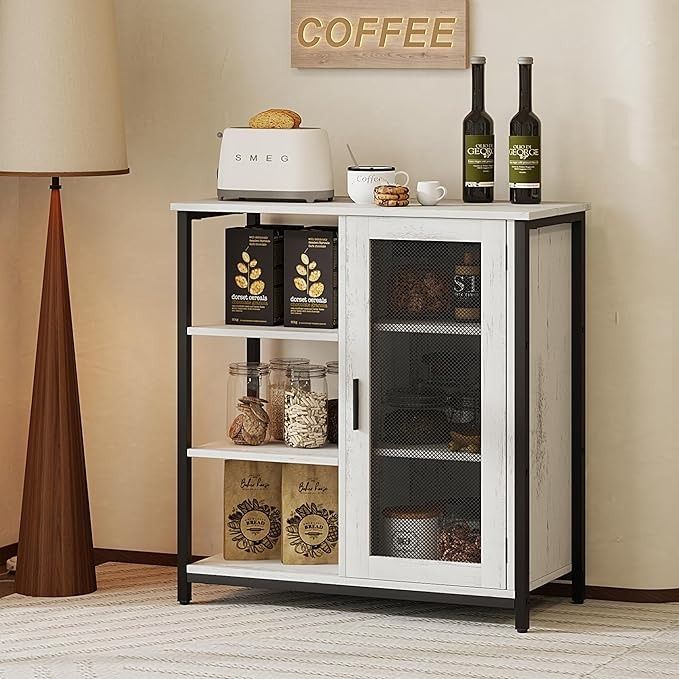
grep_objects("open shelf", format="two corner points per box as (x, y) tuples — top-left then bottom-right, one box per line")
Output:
(188, 324), (338, 342)
(187, 554), (340, 584)
(373, 319), (481, 336)
(189, 440), (339, 466)
(373, 444), (481, 462)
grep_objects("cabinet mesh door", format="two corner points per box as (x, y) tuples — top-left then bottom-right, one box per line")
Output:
(370, 239), (482, 564)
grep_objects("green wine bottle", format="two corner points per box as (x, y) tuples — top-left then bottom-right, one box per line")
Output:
(509, 57), (541, 204)
(463, 56), (494, 203)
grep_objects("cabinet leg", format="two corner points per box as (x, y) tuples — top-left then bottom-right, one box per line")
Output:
(571, 214), (586, 606)
(515, 596), (530, 633)
(178, 577), (192, 605)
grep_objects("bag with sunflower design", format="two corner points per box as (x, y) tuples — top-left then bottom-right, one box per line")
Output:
(224, 460), (282, 560)
(282, 464), (339, 565)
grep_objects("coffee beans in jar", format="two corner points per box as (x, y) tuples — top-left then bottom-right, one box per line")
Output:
(284, 365), (328, 448)
(268, 357), (310, 442)
(439, 519), (481, 563)
(326, 360), (339, 445)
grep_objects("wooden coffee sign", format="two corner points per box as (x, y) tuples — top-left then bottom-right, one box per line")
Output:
(291, 0), (468, 69)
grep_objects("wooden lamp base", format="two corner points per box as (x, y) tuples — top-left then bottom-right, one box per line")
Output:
(16, 178), (96, 597)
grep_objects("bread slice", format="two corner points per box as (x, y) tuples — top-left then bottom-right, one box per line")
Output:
(275, 109), (302, 127)
(249, 110), (295, 129)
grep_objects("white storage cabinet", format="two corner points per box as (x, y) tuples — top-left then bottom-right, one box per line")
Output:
(171, 198), (589, 632)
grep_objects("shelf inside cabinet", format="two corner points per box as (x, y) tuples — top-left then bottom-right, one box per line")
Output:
(187, 555), (340, 583)
(188, 324), (338, 342)
(189, 440), (339, 466)
(372, 319), (481, 336)
(373, 444), (481, 462)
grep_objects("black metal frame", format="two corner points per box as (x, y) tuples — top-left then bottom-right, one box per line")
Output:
(176, 209), (586, 633)
(513, 212), (586, 632)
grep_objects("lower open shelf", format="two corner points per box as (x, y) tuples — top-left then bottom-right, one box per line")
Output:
(187, 554), (339, 584)
(186, 554), (515, 603)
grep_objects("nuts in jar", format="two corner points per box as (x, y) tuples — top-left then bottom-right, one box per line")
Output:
(268, 357), (310, 442)
(284, 365), (328, 449)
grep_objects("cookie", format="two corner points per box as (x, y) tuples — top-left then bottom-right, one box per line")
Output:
(249, 110), (295, 129)
(374, 184), (409, 196)
(375, 198), (410, 207)
(374, 191), (409, 202)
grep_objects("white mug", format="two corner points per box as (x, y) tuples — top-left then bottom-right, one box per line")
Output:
(347, 166), (410, 204)
(417, 180), (447, 206)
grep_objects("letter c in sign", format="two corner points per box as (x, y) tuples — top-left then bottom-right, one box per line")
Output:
(298, 17), (322, 47)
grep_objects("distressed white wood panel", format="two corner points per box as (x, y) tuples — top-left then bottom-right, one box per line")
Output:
(505, 221), (516, 591)
(529, 224), (572, 586)
(344, 216), (506, 590)
(341, 216), (371, 580)
(188, 324), (338, 342)
(189, 554), (514, 598)
(337, 216), (349, 577)
(171, 198), (590, 222)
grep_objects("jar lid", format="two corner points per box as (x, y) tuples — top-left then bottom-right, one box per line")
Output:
(287, 364), (326, 378)
(326, 360), (339, 375)
(383, 505), (444, 520)
(269, 357), (310, 370)
(228, 361), (270, 376)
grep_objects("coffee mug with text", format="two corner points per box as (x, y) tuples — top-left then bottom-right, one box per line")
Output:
(347, 166), (410, 204)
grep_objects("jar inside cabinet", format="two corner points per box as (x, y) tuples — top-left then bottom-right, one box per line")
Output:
(227, 362), (271, 446)
(326, 360), (339, 445)
(284, 365), (328, 448)
(268, 357), (310, 441)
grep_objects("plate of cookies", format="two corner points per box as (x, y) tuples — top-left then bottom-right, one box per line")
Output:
(374, 184), (410, 207)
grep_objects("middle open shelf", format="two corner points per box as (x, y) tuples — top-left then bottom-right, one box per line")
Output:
(189, 440), (339, 466)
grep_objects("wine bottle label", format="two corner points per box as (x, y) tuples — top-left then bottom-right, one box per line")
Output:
(509, 136), (541, 188)
(464, 135), (495, 187)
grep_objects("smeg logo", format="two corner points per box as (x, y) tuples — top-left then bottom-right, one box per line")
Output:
(234, 154), (290, 163)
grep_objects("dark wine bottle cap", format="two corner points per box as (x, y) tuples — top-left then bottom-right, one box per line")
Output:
(518, 56), (534, 65)
(470, 56), (486, 64)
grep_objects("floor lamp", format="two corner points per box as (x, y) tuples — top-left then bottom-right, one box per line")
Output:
(0, 1), (128, 596)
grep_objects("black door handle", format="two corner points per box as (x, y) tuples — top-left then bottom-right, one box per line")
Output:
(352, 378), (359, 430)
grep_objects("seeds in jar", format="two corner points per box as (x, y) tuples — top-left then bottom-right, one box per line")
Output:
(284, 388), (327, 448)
(327, 398), (338, 444)
(269, 385), (286, 441)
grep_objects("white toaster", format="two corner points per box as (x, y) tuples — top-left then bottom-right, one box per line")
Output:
(217, 127), (334, 202)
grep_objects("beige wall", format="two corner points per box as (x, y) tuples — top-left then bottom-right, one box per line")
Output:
(6, 0), (678, 587)
(0, 179), (25, 547)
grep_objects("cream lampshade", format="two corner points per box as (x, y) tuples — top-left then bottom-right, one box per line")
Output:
(0, 0), (128, 597)
(0, 0), (128, 176)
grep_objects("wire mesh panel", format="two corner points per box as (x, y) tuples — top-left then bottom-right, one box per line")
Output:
(370, 239), (482, 564)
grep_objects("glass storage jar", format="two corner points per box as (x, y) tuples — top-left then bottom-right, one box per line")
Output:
(284, 365), (328, 448)
(267, 357), (310, 441)
(326, 361), (339, 445)
(439, 518), (481, 563)
(227, 362), (270, 446)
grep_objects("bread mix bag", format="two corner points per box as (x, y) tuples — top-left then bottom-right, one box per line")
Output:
(224, 460), (282, 560)
(282, 464), (338, 565)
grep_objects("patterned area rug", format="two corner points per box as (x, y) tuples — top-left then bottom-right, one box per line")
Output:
(1, 563), (678, 678)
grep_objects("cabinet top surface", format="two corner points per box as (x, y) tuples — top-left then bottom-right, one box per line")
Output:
(170, 197), (590, 221)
